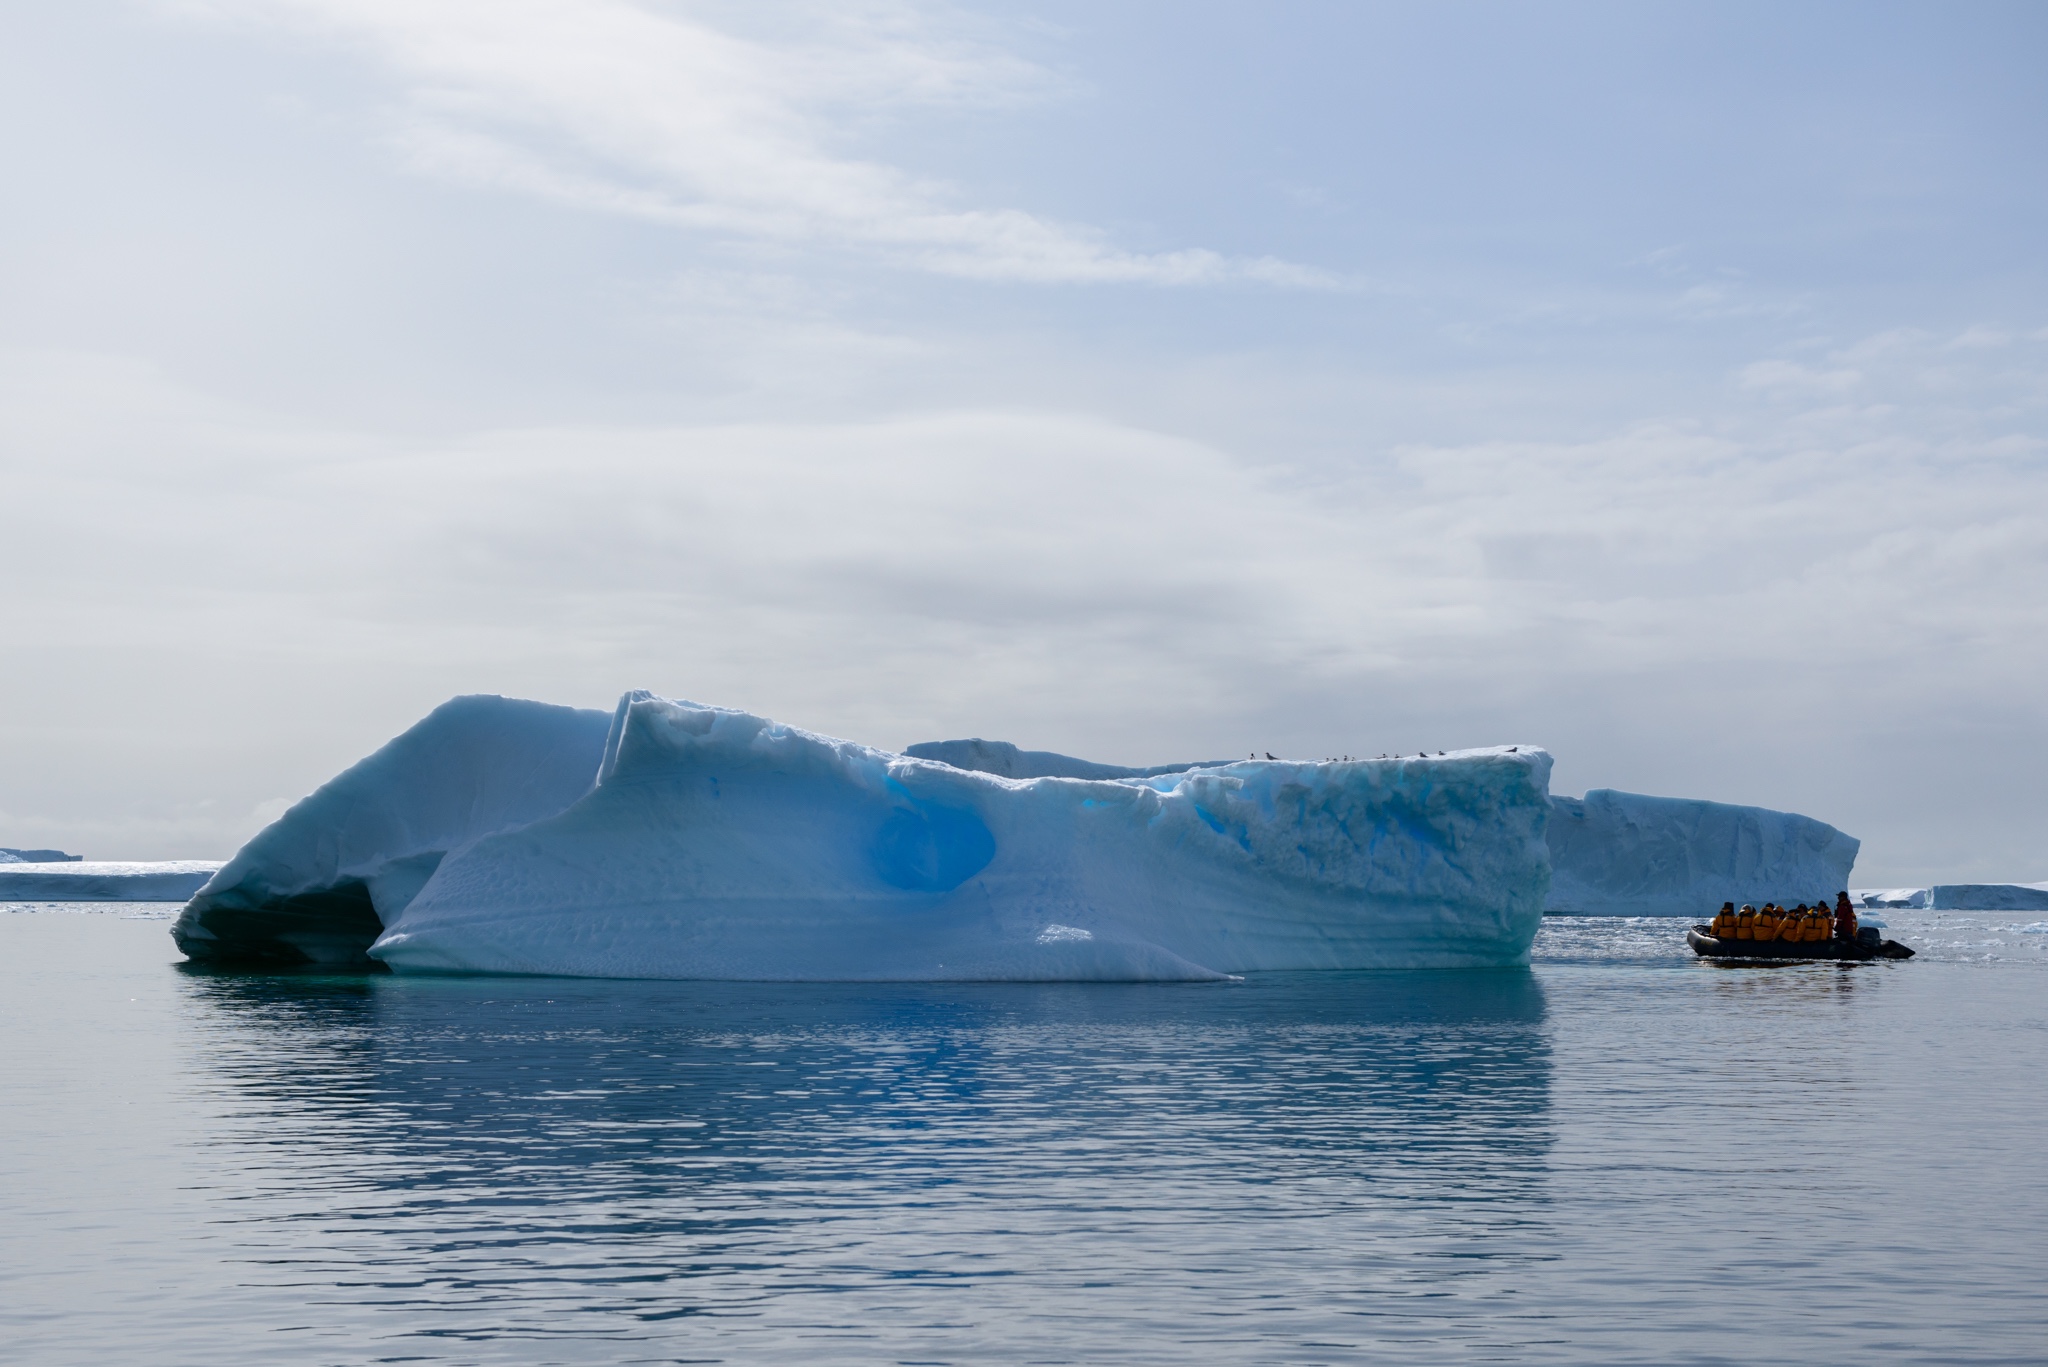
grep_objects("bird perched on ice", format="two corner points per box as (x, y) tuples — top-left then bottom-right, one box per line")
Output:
(1264, 751), (1277, 760)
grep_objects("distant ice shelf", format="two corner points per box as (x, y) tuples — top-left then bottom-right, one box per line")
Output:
(172, 693), (1555, 977)
(1, 861), (223, 901)
(1852, 883), (2048, 911)
(0, 847), (82, 863)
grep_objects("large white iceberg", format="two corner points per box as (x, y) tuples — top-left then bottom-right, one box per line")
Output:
(173, 692), (1554, 978)
(1543, 789), (1859, 916)
(0, 860), (222, 901)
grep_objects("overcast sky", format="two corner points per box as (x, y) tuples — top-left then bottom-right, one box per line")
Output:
(2, 1), (2044, 882)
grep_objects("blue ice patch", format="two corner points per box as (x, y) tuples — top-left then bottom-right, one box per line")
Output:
(870, 802), (997, 892)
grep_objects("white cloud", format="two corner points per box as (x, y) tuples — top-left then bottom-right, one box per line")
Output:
(1946, 325), (2012, 350)
(1737, 358), (1862, 393)
(165, 0), (1325, 285)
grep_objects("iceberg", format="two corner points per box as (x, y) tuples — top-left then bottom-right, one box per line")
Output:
(1, 847), (82, 863)
(1543, 789), (1859, 916)
(0, 861), (223, 901)
(1853, 887), (1930, 910)
(174, 692), (1555, 978)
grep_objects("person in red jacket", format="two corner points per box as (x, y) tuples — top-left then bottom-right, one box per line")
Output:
(1834, 891), (1859, 941)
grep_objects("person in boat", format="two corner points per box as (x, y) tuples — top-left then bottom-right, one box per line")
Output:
(1711, 902), (1736, 938)
(1735, 904), (1757, 939)
(1755, 903), (1780, 942)
(1834, 891), (1858, 942)
(1779, 904), (1810, 941)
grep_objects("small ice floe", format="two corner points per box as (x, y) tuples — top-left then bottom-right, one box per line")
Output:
(1037, 924), (1095, 944)
(2016, 922), (2048, 935)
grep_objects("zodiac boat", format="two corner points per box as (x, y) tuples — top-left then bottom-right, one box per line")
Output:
(1686, 925), (1915, 961)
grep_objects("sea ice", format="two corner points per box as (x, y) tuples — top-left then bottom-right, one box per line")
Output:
(0, 847), (82, 863)
(1544, 789), (1859, 916)
(175, 692), (1554, 977)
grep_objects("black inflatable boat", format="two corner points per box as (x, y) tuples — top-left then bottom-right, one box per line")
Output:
(1687, 926), (1915, 961)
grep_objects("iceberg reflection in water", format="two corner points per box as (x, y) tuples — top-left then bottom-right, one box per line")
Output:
(172, 968), (1554, 1361)
(11, 913), (2048, 1364)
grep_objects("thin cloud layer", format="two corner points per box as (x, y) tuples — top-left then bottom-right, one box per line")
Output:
(168, 0), (1322, 284)
(3, 329), (2042, 873)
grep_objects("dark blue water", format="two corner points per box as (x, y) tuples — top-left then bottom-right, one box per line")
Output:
(3, 909), (2043, 1365)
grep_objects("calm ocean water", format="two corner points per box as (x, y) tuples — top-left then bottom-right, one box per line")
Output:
(3, 907), (2044, 1365)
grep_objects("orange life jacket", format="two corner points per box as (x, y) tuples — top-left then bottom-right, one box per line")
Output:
(1735, 906), (1756, 939)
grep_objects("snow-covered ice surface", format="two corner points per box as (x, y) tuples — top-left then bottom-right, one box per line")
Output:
(1544, 789), (1858, 917)
(176, 691), (1555, 978)
(0, 862), (222, 901)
